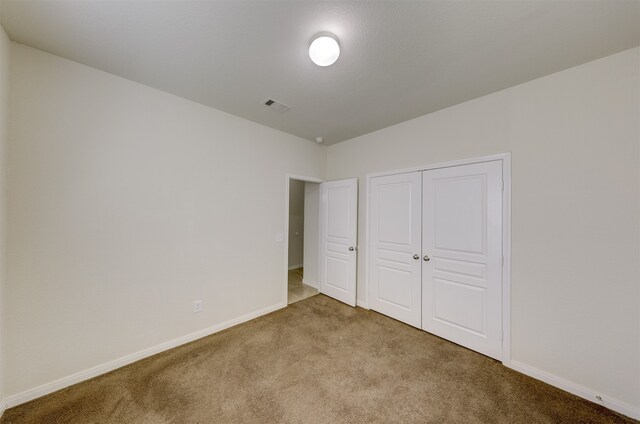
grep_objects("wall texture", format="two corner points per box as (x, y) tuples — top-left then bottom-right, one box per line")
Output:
(6, 43), (325, 397)
(287, 179), (305, 268)
(327, 47), (640, 413)
(0, 18), (10, 408)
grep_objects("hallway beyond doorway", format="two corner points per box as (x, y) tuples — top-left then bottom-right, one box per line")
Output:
(288, 268), (318, 304)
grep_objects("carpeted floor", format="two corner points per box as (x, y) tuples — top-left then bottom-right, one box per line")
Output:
(2, 295), (635, 424)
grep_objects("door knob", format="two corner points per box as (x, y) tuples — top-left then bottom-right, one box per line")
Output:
(413, 254), (419, 260)
(349, 246), (355, 251)
(423, 255), (430, 262)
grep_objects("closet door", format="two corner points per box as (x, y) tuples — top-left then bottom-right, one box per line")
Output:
(422, 161), (503, 360)
(369, 172), (422, 327)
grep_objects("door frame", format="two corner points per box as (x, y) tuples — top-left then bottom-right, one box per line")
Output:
(284, 174), (324, 306)
(364, 153), (512, 364)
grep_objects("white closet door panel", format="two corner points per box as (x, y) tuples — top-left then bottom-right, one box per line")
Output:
(319, 178), (358, 306)
(422, 161), (503, 359)
(369, 172), (422, 327)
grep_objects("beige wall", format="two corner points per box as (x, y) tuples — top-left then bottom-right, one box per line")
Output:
(327, 48), (640, 410)
(2, 32), (639, 418)
(5, 43), (325, 397)
(288, 179), (305, 268)
(0, 19), (10, 405)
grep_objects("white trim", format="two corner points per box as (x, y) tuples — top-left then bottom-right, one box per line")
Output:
(364, 153), (512, 363)
(356, 299), (369, 309)
(288, 264), (303, 270)
(507, 360), (640, 420)
(0, 399), (6, 418)
(284, 174), (323, 306)
(364, 174), (370, 309)
(4, 301), (285, 409)
(501, 154), (512, 366)
(365, 153), (511, 179)
(286, 174), (324, 184)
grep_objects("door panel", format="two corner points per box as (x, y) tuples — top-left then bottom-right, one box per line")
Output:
(422, 161), (502, 359)
(378, 266), (413, 308)
(434, 176), (486, 253)
(433, 278), (485, 334)
(369, 172), (422, 327)
(319, 179), (358, 306)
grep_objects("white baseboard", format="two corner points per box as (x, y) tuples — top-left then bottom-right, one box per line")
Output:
(4, 301), (286, 410)
(288, 264), (303, 270)
(506, 360), (639, 420)
(5, 305), (637, 422)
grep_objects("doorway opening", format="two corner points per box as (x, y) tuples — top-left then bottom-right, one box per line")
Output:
(286, 177), (321, 305)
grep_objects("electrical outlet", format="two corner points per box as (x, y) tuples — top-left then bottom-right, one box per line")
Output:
(193, 300), (203, 313)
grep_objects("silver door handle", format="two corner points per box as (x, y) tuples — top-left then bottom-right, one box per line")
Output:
(413, 254), (419, 260)
(423, 255), (430, 262)
(349, 246), (355, 251)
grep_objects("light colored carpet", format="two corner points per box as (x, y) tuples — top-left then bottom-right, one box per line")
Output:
(2, 295), (635, 423)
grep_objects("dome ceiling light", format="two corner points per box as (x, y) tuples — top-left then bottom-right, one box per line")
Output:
(309, 34), (340, 67)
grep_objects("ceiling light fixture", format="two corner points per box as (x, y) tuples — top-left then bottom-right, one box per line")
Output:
(309, 34), (340, 67)
(315, 137), (324, 144)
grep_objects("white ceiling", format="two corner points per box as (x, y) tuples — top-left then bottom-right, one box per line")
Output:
(2, 1), (639, 145)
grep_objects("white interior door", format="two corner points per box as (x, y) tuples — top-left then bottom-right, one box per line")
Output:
(369, 172), (422, 327)
(319, 178), (358, 306)
(422, 161), (503, 359)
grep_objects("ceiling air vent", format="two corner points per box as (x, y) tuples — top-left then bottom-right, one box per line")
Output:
(263, 98), (291, 113)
